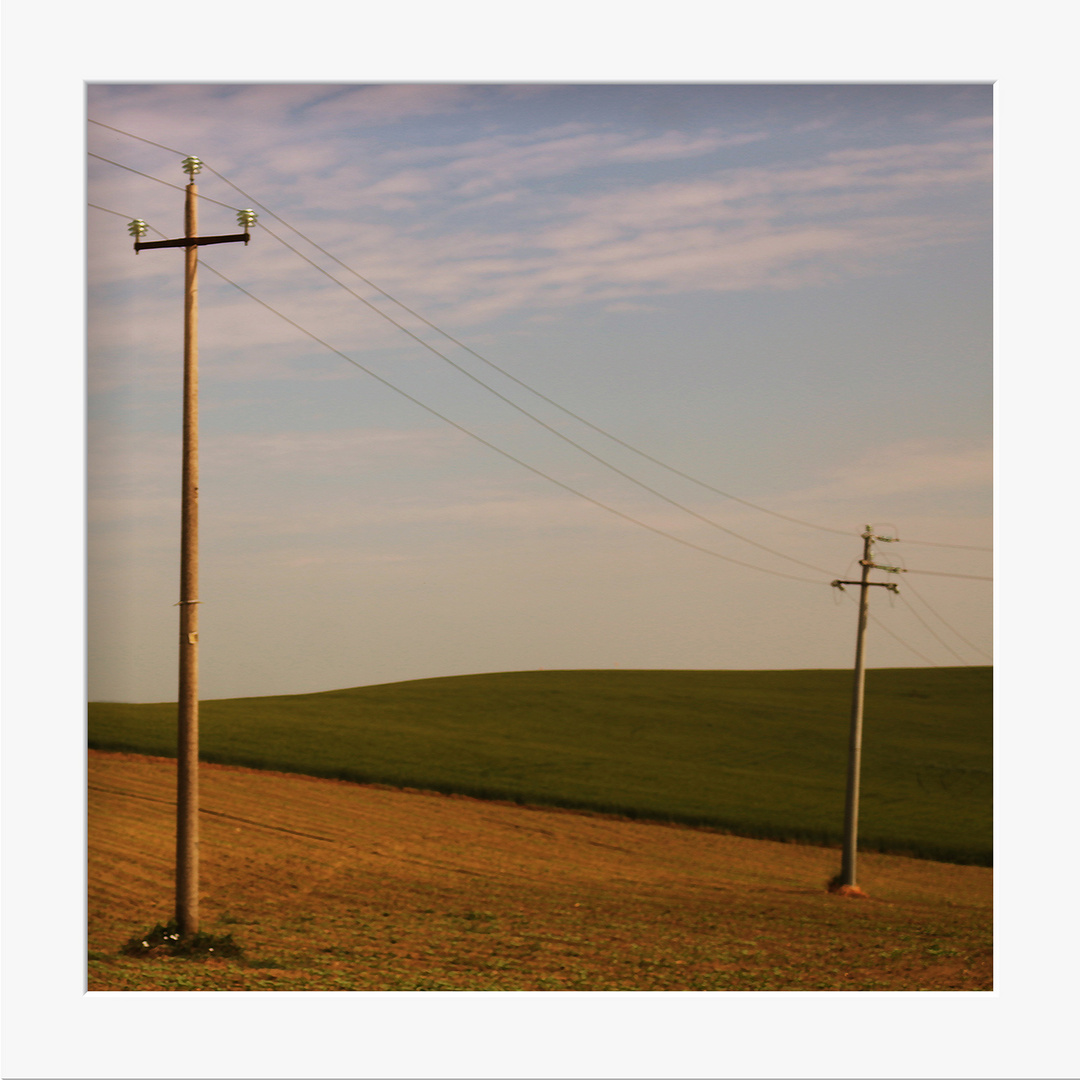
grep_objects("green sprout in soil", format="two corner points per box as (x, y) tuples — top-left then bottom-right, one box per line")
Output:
(121, 920), (243, 960)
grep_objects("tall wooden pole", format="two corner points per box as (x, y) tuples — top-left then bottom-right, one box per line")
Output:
(128, 164), (254, 938)
(176, 179), (200, 936)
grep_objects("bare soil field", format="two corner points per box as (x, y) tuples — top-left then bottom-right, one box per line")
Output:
(88, 751), (992, 991)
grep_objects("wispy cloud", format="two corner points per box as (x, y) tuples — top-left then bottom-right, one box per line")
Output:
(299, 84), (482, 124)
(90, 87), (991, 339)
(797, 439), (992, 501)
(256, 135), (991, 323)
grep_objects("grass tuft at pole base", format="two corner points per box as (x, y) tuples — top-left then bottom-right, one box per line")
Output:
(120, 919), (244, 959)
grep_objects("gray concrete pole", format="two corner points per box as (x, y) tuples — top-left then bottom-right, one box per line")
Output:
(839, 526), (873, 888)
(176, 180), (200, 936)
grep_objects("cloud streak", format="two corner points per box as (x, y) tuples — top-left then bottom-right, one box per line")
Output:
(90, 92), (991, 338)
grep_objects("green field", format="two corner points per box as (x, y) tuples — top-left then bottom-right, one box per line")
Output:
(88, 667), (991, 865)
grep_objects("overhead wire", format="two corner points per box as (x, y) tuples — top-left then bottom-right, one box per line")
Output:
(203, 187), (995, 552)
(88, 203), (136, 220)
(88, 130), (996, 679)
(87, 141), (837, 579)
(254, 222), (836, 577)
(206, 172), (861, 539)
(195, 257), (826, 584)
(88, 120), (991, 556)
(902, 578), (993, 661)
(844, 537), (988, 664)
(901, 568), (992, 582)
(87, 135), (991, 588)
(895, 594), (970, 665)
(835, 588), (939, 666)
(90, 203), (826, 583)
(873, 543), (993, 586)
(88, 152), (197, 198)
(868, 612), (938, 666)
(896, 537), (991, 552)
(104, 206), (801, 583)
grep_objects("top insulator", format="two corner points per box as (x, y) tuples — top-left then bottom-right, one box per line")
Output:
(181, 156), (203, 178)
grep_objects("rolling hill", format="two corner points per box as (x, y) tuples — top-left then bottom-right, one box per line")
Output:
(88, 667), (992, 864)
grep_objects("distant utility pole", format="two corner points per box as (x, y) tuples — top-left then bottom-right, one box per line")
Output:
(830, 527), (902, 894)
(129, 157), (257, 937)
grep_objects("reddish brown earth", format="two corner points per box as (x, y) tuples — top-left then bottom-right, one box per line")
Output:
(88, 751), (992, 991)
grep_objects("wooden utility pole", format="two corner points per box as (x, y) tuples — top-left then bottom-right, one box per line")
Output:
(830, 527), (901, 894)
(129, 158), (256, 936)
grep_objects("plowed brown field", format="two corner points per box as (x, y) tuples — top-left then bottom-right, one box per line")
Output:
(88, 751), (992, 991)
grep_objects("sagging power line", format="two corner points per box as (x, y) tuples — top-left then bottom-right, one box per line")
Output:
(99, 206), (967, 673)
(197, 255), (827, 584)
(90, 148), (839, 578)
(95, 206), (831, 587)
(89, 142), (992, 642)
(902, 578), (992, 661)
(87, 121), (992, 557)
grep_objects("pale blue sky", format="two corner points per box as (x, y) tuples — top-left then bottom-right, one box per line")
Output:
(86, 83), (992, 701)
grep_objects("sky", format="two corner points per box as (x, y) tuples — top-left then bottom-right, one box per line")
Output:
(86, 83), (993, 702)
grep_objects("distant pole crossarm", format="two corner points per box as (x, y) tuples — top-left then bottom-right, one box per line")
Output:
(831, 579), (899, 593)
(128, 156), (254, 938)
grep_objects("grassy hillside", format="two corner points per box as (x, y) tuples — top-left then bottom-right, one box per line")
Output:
(88, 667), (992, 865)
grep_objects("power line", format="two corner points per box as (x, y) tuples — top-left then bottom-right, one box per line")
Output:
(255, 222), (835, 578)
(896, 594), (970, 665)
(87, 149), (835, 578)
(836, 586), (939, 667)
(208, 173), (861, 539)
(88, 152), (241, 213)
(87, 122), (990, 555)
(88, 202), (136, 219)
(89, 118), (184, 156)
(902, 568), (992, 581)
(194, 255), (826, 585)
(902, 578), (992, 661)
(91, 203), (826, 585)
(201, 185), (992, 552)
(867, 610), (938, 666)
(897, 537), (992, 552)
(90, 204), (990, 672)
(88, 152), (191, 197)
(867, 546), (993, 585)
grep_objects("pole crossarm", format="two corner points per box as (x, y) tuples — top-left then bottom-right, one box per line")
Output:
(135, 232), (251, 251)
(831, 579), (899, 592)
